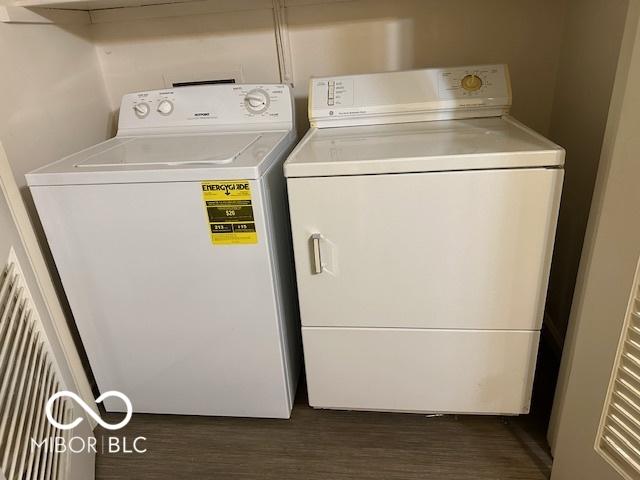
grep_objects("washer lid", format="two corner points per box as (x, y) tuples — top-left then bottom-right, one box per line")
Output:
(284, 116), (564, 178)
(27, 132), (291, 186)
(75, 134), (260, 168)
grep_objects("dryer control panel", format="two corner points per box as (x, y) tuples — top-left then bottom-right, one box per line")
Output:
(118, 84), (293, 134)
(309, 65), (511, 128)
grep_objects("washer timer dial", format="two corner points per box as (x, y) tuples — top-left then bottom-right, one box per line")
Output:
(244, 88), (270, 114)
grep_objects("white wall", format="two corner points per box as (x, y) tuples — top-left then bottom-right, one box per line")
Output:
(545, 0), (629, 347)
(88, 0), (568, 137)
(91, 7), (281, 110)
(287, 0), (568, 134)
(0, 22), (111, 190)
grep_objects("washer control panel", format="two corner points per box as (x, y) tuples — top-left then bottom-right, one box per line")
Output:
(119, 84), (293, 132)
(129, 90), (178, 121)
(309, 65), (511, 127)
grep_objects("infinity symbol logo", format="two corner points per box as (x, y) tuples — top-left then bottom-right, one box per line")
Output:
(45, 391), (133, 431)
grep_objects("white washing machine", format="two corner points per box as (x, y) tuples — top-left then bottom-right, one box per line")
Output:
(27, 84), (301, 418)
(285, 65), (564, 415)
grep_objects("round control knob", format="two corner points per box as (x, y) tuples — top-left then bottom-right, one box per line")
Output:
(461, 74), (483, 92)
(157, 99), (174, 116)
(133, 102), (150, 119)
(244, 89), (270, 114)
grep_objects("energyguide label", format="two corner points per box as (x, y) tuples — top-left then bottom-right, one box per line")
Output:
(201, 180), (257, 245)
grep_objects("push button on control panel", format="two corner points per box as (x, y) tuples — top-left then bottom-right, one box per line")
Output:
(327, 80), (335, 106)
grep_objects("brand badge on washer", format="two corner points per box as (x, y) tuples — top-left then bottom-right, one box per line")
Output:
(201, 180), (257, 245)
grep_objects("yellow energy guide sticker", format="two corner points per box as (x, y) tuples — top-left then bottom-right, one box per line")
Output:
(201, 180), (257, 245)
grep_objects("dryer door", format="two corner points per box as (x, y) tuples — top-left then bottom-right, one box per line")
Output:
(287, 167), (563, 330)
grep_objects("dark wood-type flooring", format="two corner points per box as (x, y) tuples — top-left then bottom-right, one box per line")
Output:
(95, 385), (552, 479)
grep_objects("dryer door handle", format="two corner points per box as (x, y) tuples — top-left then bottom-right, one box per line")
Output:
(311, 233), (323, 274)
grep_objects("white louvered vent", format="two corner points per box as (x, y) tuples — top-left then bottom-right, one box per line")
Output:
(597, 255), (640, 479)
(0, 248), (72, 480)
